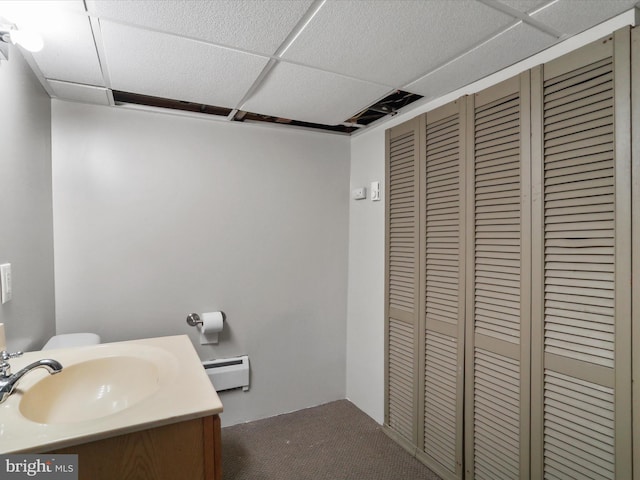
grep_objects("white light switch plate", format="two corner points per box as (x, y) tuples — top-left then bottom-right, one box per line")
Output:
(0, 263), (12, 304)
(371, 181), (381, 201)
(352, 187), (367, 200)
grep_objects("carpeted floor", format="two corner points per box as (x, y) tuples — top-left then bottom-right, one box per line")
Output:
(222, 400), (441, 480)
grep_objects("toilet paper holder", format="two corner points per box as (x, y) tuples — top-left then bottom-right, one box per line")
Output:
(186, 312), (226, 327)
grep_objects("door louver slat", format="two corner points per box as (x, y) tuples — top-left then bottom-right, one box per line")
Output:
(543, 59), (615, 369)
(543, 371), (615, 480)
(474, 94), (521, 343)
(388, 318), (415, 442)
(474, 348), (521, 480)
(426, 113), (460, 328)
(389, 131), (417, 314)
(424, 330), (458, 472)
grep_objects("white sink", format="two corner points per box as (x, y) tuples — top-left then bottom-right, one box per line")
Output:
(19, 356), (162, 424)
(0, 335), (222, 454)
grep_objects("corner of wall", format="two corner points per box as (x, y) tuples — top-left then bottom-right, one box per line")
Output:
(0, 45), (56, 351)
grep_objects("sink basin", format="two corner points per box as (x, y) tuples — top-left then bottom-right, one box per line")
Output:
(19, 356), (161, 424)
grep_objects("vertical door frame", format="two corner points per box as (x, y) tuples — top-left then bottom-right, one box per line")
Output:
(519, 69), (533, 480)
(613, 25), (633, 478)
(463, 92), (476, 480)
(631, 23), (640, 480)
(456, 98), (468, 480)
(529, 64), (544, 480)
(417, 113), (427, 454)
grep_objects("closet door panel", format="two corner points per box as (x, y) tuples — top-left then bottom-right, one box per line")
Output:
(531, 29), (632, 479)
(465, 73), (531, 480)
(541, 38), (616, 480)
(419, 100), (465, 480)
(385, 118), (422, 449)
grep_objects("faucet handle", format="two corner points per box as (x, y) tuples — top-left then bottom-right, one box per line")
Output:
(1, 350), (23, 361)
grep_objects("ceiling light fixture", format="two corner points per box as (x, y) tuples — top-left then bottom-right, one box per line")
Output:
(0, 25), (43, 53)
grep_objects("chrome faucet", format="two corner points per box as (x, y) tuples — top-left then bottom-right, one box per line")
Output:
(0, 351), (63, 404)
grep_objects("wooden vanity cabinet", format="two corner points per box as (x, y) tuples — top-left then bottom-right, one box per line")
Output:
(48, 414), (221, 480)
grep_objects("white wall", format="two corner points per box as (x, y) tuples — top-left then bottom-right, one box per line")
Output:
(0, 45), (55, 352)
(345, 11), (637, 424)
(345, 132), (385, 423)
(52, 101), (350, 426)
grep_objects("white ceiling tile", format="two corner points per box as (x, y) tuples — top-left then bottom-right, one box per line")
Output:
(86, 0), (314, 55)
(0, 1), (104, 85)
(532, 0), (638, 35)
(282, 0), (516, 87)
(99, 21), (270, 109)
(242, 62), (391, 126)
(406, 22), (556, 99)
(49, 80), (110, 105)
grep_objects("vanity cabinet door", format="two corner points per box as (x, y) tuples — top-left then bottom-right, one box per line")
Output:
(49, 414), (222, 480)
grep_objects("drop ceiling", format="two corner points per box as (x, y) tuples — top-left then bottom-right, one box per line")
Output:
(1, 0), (638, 133)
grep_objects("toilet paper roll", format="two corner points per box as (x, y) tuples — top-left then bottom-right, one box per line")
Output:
(199, 312), (224, 345)
(200, 311), (224, 334)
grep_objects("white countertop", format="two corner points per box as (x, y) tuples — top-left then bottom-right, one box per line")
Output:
(0, 335), (223, 453)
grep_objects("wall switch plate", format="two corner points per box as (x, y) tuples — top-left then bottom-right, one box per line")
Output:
(0, 264), (12, 304)
(352, 187), (367, 200)
(371, 181), (381, 201)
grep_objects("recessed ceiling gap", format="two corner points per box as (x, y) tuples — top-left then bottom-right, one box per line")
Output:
(345, 90), (423, 126)
(111, 91), (355, 134)
(111, 90), (232, 117)
(234, 110), (248, 121)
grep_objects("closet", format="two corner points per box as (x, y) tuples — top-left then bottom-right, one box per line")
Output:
(384, 26), (635, 480)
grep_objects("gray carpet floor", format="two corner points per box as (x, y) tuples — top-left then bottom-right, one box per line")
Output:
(222, 400), (441, 480)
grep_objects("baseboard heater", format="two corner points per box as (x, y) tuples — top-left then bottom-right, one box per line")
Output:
(203, 355), (250, 392)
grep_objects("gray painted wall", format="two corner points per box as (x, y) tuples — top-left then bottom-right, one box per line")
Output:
(51, 101), (350, 426)
(0, 45), (55, 352)
(345, 132), (385, 423)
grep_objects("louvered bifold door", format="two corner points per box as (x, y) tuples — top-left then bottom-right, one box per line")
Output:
(464, 73), (531, 480)
(384, 117), (422, 450)
(417, 100), (466, 480)
(530, 30), (632, 480)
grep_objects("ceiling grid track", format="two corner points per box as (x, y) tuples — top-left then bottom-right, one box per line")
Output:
(232, 0), (327, 120)
(478, 0), (564, 39)
(89, 17), (112, 91)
